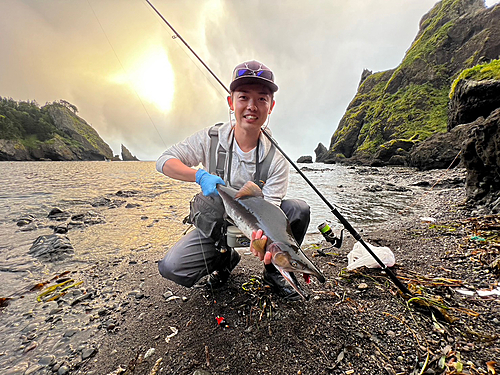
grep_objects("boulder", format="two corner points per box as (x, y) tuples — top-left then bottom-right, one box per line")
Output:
(410, 123), (473, 170)
(387, 155), (409, 166)
(462, 108), (500, 202)
(297, 156), (313, 163)
(449, 79), (500, 130)
(372, 139), (415, 166)
(29, 234), (74, 262)
(314, 143), (328, 162)
(47, 207), (70, 221)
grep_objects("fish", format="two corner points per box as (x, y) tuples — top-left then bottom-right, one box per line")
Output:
(217, 181), (325, 300)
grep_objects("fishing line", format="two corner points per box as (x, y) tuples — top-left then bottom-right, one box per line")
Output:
(89, 0), (225, 324)
(196, 231), (219, 311)
(86, 0), (167, 148)
(145, 0), (229, 96)
(141, 0), (228, 101)
(142, 0), (235, 313)
(145, 0), (411, 296)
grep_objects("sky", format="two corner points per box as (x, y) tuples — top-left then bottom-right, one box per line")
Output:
(1, 0), (498, 161)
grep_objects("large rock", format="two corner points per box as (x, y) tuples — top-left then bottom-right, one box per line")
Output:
(371, 139), (415, 166)
(410, 123), (473, 170)
(0, 139), (32, 161)
(462, 108), (500, 202)
(29, 234), (74, 262)
(314, 143), (328, 162)
(297, 155), (313, 163)
(446, 61), (500, 207)
(121, 144), (139, 161)
(448, 79), (500, 130)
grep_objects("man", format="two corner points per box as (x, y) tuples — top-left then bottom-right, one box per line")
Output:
(156, 60), (310, 301)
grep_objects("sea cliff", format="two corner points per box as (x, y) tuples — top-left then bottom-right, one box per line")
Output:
(317, 0), (500, 170)
(0, 98), (114, 161)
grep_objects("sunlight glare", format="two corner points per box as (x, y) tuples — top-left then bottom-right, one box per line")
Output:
(112, 46), (175, 112)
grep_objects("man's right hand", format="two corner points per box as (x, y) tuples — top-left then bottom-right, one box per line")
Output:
(195, 169), (225, 196)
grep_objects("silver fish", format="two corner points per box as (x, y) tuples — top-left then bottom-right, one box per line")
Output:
(217, 181), (325, 299)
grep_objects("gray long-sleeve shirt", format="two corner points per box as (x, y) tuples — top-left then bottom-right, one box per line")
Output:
(156, 122), (289, 205)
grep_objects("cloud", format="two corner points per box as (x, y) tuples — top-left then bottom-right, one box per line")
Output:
(0, 0), (442, 161)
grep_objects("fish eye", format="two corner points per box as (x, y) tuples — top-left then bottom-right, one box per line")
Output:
(291, 261), (298, 268)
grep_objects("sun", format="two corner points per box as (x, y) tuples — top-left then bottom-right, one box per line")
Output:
(112, 45), (175, 112)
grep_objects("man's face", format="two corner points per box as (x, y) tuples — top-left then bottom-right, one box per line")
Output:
(229, 84), (275, 131)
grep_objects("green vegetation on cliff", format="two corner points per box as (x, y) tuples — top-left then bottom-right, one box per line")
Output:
(399, 0), (471, 70)
(0, 98), (60, 143)
(0, 97), (113, 161)
(356, 81), (448, 155)
(450, 59), (500, 98)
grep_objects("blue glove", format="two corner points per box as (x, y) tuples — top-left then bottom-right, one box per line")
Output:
(195, 169), (225, 196)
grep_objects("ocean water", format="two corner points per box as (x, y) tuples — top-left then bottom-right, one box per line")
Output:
(0, 162), (196, 289)
(0, 161), (426, 293)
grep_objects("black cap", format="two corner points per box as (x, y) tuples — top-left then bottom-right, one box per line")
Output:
(230, 60), (278, 93)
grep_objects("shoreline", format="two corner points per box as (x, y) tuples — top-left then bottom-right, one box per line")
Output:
(77, 170), (497, 375)
(3, 166), (499, 375)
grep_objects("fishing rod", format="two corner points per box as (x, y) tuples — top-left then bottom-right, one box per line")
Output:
(146, 0), (411, 296)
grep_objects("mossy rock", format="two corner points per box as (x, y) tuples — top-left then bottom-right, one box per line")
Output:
(449, 59), (500, 99)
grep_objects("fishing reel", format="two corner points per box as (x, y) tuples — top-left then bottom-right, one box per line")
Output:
(317, 221), (344, 248)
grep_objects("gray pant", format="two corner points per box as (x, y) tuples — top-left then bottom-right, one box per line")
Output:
(158, 199), (310, 287)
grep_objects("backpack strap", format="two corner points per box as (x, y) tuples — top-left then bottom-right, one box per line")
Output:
(255, 144), (275, 188)
(208, 123), (225, 178)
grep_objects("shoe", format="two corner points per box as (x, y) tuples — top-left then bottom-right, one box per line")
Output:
(263, 265), (306, 301)
(206, 249), (241, 289)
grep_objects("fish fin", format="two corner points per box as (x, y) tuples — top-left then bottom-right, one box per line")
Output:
(272, 252), (289, 268)
(252, 238), (267, 256)
(235, 181), (264, 199)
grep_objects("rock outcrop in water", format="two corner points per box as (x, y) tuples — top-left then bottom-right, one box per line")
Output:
(296, 155), (312, 163)
(29, 234), (74, 261)
(121, 144), (139, 161)
(0, 98), (113, 161)
(318, 0), (500, 168)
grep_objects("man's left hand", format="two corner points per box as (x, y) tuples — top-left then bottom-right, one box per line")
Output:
(250, 229), (271, 265)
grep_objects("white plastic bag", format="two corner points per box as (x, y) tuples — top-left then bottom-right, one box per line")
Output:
(347, 241), (395, 270)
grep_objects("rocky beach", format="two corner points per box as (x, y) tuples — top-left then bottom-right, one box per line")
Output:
(1, 2), (499, 373)
(1, 162), (498, 375)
